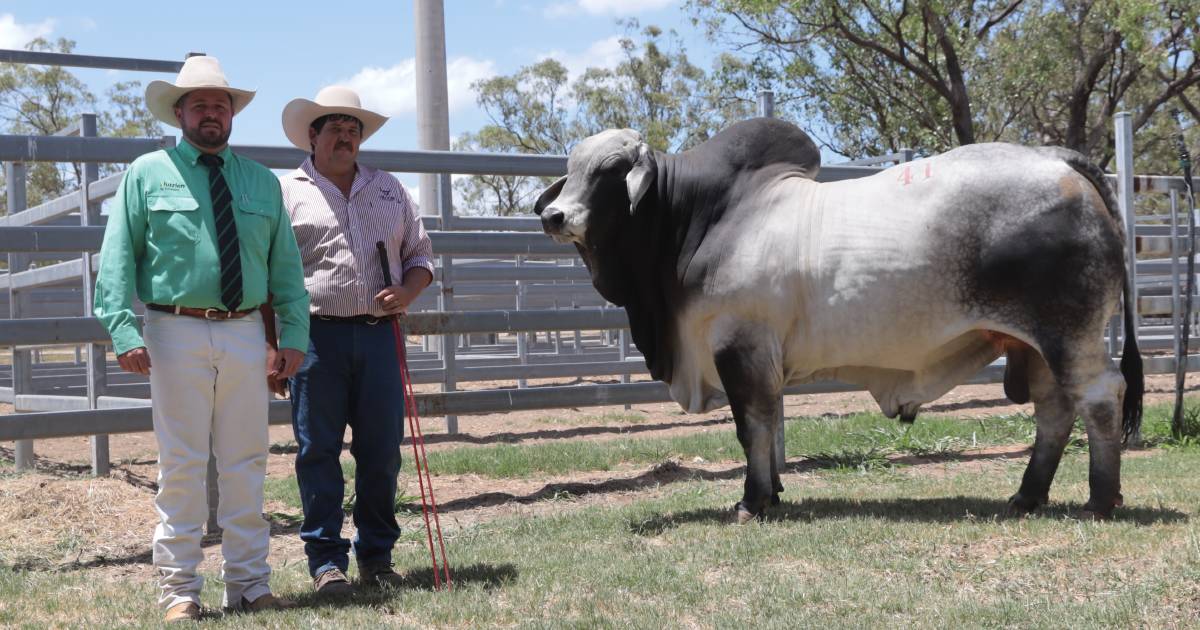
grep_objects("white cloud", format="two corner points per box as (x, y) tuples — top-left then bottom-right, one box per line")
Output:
(0, 14), (55, 49)
(545, 0), (675, 17)
(338, 56), (497, 117)
(538, 36), (625, 81)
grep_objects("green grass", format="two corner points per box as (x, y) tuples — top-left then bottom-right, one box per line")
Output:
(3, 440), (1199, 628)
(532, 410), (654, 426)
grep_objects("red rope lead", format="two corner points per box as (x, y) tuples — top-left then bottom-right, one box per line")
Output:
(392, 319), (452, 590)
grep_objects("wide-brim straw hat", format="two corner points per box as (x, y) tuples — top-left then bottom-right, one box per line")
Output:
(281, 86), (388, 151)
(144, 56), (255, 128)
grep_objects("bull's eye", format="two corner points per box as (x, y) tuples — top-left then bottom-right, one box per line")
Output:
(597, 155), (630, 174)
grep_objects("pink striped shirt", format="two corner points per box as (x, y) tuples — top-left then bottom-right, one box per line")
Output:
(280, 157), (434, 317)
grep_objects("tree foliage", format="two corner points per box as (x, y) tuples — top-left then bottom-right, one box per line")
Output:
(455, 23), (751, 216)
(0, 37), (163, 215)
(689, 0), (1200, 171)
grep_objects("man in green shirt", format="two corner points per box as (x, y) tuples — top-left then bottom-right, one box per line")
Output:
(93, 56), (309, 622)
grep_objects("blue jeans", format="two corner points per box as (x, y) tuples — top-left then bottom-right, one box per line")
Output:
(290, 317), (405, 577)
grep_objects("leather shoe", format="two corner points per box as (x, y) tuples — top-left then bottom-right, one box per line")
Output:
(164, 601), (201, 623)
(314, 568), (356, 595)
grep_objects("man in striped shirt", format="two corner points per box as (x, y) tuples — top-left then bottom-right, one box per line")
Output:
(278, 86), (434, 594)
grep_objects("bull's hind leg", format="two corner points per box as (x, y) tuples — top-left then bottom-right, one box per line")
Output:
(713, 331), (784, 523)
(1008, 352), (1074, 515)
(1008, 344), (1126, 519)
(1073, 352), (1127, 519)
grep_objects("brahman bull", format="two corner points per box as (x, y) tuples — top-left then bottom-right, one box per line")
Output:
(534, 118), (1143, 522)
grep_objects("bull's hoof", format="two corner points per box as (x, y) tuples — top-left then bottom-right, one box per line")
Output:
(1005, 493), (1046, 518)
(1080, 495), (1122, 521)
(733, 501), (759, 524)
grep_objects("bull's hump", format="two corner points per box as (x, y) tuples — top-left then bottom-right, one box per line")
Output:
(683, 118), (821, 179)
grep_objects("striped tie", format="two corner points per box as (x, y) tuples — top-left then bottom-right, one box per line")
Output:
(197, 153), (243, 311)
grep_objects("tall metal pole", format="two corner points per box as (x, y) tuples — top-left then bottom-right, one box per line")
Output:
(1114, 112), (1142, 445)
(6, 161), (34, 471)
(757, 90), (775, 119)
(415, 0), (450, 219)
(80, 113), (110, 477)
(1114, 113), (1140, 342)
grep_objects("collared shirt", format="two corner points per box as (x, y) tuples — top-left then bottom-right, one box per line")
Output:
(279, 157), (435, 317)
(94, 139), (311, 354)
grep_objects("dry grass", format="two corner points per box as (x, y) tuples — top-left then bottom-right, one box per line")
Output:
(0, 473), (155, 571)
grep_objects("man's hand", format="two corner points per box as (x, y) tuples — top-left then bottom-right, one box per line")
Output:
(265, 345), (288, 397)
(374, 284), (418, 315)
(117, 347), (151, 376)
(270, 348), (306, 381)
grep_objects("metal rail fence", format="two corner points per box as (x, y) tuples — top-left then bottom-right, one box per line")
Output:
(2, 50), (1198, 479)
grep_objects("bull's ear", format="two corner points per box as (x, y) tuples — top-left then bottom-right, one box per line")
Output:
(533, 176), (567, 216)
(625, 143), (656, 215)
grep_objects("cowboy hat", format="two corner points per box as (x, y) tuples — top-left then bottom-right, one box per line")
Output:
(144, 56), (255, 128)
(281, 86), (388, 151)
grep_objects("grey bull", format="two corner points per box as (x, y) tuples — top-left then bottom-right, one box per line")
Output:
(535, 118), (1143, 522)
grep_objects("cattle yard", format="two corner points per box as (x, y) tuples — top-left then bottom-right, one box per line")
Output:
(3, 50), (1200, 628)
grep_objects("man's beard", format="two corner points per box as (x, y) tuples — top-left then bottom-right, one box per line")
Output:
(183, 120), (231, 150)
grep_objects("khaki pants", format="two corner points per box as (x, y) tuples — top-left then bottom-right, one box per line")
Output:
(144, 309), (271, 609)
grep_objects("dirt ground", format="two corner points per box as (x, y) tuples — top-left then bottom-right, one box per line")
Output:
(1, 372), (1195, 583)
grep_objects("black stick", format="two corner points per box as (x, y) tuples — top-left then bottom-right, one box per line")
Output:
(376, 241), (393, 287)
(1171, 109), (1196, 439)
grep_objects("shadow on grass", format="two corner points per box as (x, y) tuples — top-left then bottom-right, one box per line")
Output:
(282, 563), (518, 611)
(423, 447), (1040, 514)
(412, 460), (747, 513)
(629, 496), (1189, 535)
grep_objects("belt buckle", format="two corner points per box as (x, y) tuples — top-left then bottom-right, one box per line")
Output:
(203, 308), (224, 320)
(365, 317), (380, 325)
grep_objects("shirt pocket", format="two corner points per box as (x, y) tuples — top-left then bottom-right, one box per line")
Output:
(235, 199), (275, 254)
(146, 193), (201, 244)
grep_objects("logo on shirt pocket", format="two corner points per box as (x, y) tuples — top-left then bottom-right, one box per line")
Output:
(147, 193), (201, 244)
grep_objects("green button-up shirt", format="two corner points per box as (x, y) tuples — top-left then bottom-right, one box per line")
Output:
(94, 139), (310, 354)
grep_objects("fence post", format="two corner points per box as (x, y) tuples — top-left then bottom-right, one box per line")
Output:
(1114, 111), (1141, 444)
(757, 90), (775, 119)
(1114, 113), (1139, 338)
(1171, 191), (1183, 370)
(6, 161), (34, 471)
(516, 256), (528, 389)
(619, 327), (631, 411)
(436, 173), (458, 434)
(79, 113), (110, 477)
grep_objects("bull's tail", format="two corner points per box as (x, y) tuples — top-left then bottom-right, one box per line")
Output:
(1120, 274), (1145, 441)
(1042, 146), (1144, 440)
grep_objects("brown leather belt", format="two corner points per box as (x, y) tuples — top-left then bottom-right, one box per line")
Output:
(313, 313), (397, 325)
(146, 303), (257, 320)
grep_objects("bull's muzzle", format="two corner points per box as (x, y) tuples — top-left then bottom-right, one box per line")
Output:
(541, 208), (566, 234)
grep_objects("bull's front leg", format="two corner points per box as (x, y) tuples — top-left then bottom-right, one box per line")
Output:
(714, 333), (784, 523)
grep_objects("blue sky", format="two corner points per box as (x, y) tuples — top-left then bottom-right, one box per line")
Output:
(2, 1), (719, 192)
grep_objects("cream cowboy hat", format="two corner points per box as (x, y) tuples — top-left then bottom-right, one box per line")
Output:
(281, 86), (389, 151)
(144, 56), (255, 128)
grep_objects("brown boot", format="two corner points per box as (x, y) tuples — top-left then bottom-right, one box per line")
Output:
(163, 601), (201, 623)
(313, 568), (356, 596)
